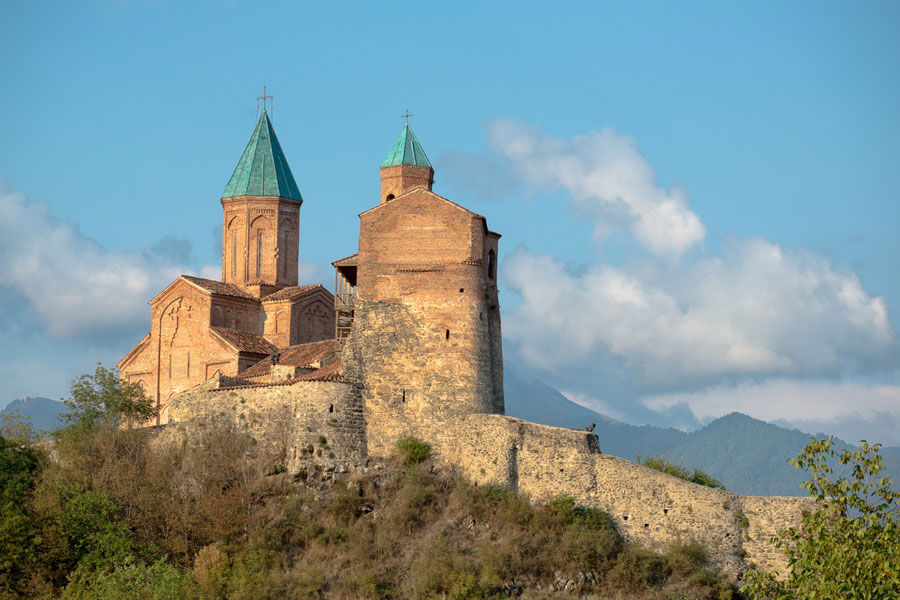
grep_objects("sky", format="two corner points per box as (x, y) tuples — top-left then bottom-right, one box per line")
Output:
(1, 1), (899, 444)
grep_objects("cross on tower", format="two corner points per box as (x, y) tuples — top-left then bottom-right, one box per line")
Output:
(401, 109), (414, 124)
(257, 85), (274, 112)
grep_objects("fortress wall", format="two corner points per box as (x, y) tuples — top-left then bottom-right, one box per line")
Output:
(738, 495), (814, 573)
(159, 378), (810, 575)
(413, 413), (810, 575)
(167, 380), (365, 471)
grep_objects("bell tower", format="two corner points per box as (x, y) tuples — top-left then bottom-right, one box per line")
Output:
(221, 108), (303, 297)
(379, 121), (434, 203)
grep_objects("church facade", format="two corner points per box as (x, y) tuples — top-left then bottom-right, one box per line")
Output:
(117, 110), (335, 425)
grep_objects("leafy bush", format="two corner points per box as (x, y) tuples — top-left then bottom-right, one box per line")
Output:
(61, 558), (189, 600)
(638, 455), (725, 489)
(394, 435), (431, 465)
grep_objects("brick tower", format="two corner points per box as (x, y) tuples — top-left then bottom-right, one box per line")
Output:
(221, 109), (303, 298)
(342, 124), (504, 455)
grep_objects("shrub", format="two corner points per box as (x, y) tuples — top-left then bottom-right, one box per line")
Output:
(638, 455), (725, 489)
(395, 436), (431, 466)
(61, 558), (189, 600)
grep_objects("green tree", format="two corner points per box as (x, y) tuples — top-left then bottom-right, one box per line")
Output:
(0, 433), (43, 594)
(742, 437), (900, 599)
(61, 364), (155, 430)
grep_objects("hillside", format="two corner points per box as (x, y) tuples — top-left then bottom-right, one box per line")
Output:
(0, 419), (738, 599)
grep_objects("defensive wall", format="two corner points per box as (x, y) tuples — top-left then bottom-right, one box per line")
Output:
(165, 372), (811, 575)
(167, 374), (365, 471)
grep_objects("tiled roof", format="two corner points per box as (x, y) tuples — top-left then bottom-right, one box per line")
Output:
(261, 284), (323, 303)
(182, 276), (257, 300)
(222, 110), (303, 201)
(210, 327), (277, 355)
(215, 359), (346, 391)
(331, 253), (358, 266)
(238, 339), (339, 379)
(295, 359), (344, 382)
(381, 124), (432, 168)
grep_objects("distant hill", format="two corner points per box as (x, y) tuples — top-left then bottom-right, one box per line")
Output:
(504, 367), (900, 496)
(1, 396), (66, 434)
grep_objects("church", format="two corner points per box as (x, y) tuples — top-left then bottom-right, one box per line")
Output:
(117, 102), (809, 575)
(118, 105), (503, 427)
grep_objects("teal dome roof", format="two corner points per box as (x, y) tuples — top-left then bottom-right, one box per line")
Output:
(223, 111), (303, 201)
(381, 124), (432, 168)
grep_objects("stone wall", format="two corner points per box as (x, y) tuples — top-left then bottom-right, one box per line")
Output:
(368, 410), (812, 575)
(167, 378), (365, 471)
(162, 374), (810, 575)
(341, 300), (502, 457)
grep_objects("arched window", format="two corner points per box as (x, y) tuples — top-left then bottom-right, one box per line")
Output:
(386, 194), (395, 202)
(256, 231), (263, 277)
(231, 234), (237, 277)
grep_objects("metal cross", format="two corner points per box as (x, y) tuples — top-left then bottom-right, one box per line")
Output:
(401, 109), (414, 124)
(257, 85), (274, 112)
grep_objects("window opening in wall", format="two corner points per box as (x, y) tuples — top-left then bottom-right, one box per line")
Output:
(231, 235), (237, 277)
(256, 232), (263, 277)
(445, 329), (450, 340)
(328, 404), (333, 413)
(386, 194), (395, 201)
(401, 390), (406, 403)
(663, 509), (668, 515)
(168, 355), (172, 379)
(459, 288), (464, 293)
(488, 249), (497, 280)
(281, 232), (287, 279)
(186, 352), (190, 377)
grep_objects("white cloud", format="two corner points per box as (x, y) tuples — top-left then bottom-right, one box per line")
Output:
(642, 379), (900, 445)
(0, 182), (215, 339)
(503, 238), (895, 388)
(488, 119), (706, 258)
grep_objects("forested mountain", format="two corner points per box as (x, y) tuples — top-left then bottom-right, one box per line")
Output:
(0, 396), (65, 433)
(504, 367), (900, 496)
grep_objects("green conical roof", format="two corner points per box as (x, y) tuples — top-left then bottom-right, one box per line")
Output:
(381, 124), (432, 168)
(222, 110), (303, 201)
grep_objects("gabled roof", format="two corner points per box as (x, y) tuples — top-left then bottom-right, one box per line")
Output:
(261, 284), (330, 303)
(210, 327), (277, 355)
(358, 187), (480, 219)
(222, 110), (303, 202)
(181, 275), (258, 300)
(381, 124), (432, 168)
(238, 339), (340, 379)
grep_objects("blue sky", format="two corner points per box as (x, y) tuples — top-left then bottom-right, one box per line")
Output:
(1, 1), (898, 443)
